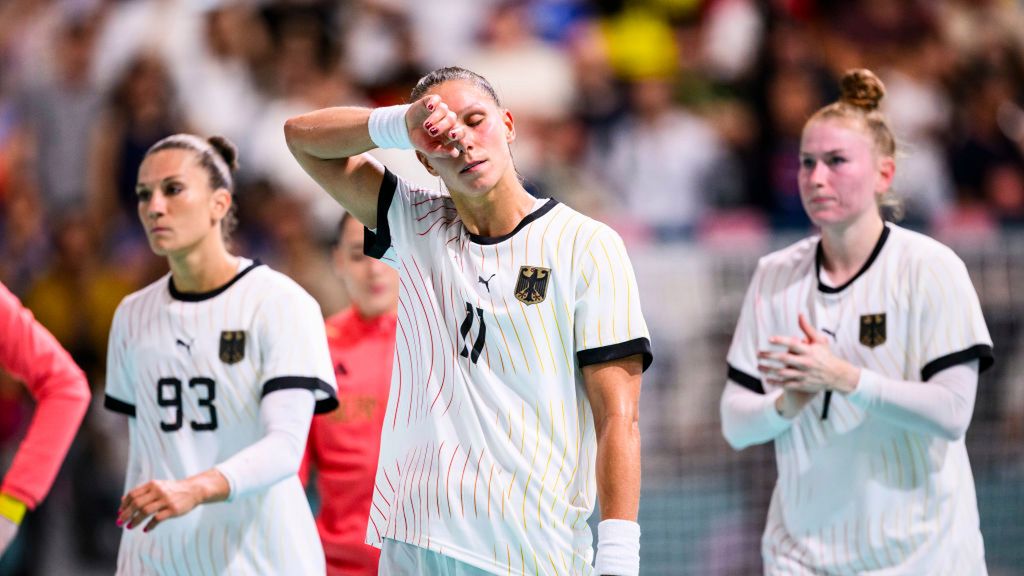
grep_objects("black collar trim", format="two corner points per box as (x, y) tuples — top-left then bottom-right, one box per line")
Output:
(815, 225), (890, 294)
(469, 199), (559, 245)
(169, 260), (263, 302)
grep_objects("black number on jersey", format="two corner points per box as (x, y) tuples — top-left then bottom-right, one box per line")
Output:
(155, 377), (219, 432)
(459, 303), (486, 364)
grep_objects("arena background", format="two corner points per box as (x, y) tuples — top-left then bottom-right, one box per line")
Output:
(1, 1), (1023, 574)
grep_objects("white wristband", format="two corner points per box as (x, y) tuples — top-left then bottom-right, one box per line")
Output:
(594, 519), (641, 576)
(368, 104), (413, 149)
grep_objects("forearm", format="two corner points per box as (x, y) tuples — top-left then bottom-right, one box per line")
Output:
(595, 415), (641, 521)
(2, 383), (90, 508)
(720, 382), (792, 450)
(847, 361), (978, 441)
(214, 389), (314, 500)
(284, 106), (376, 160)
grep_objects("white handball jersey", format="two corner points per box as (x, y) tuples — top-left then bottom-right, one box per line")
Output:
(363, 170), (652, 575)
(726, 224), (994, 575)
(104, 258), (337, 575)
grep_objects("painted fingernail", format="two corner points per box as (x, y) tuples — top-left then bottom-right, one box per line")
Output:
(449, 131), (457, 139)
(429, 127), (438, 136)
(116, 518), (124, 527)
(424, 121), (432, 130)
(427, 102), (435, 111)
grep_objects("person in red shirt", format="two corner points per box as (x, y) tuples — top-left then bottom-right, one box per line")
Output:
(302, 212), (399, 575)
(0, 280), (91, 558)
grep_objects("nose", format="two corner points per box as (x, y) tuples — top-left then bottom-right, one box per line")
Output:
(808, 160), (828, 187)
(146, 191), (166, 219)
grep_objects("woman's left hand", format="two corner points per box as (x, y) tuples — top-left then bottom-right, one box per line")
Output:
(117, 478), (201, 533)
(758, 314), (860, 394)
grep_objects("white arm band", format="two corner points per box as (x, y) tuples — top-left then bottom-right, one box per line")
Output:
(215, 388), (314, 500)
(368, 104), (413, 150)
(594, 519), (641, 576)
(720, 381), (792, 450)
(847, 360), (979, 441)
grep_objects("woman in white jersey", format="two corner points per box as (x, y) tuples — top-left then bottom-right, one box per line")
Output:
(286, 67), (652, 576)
(104, 134), (337, 574)
(721, 69), (995, 574)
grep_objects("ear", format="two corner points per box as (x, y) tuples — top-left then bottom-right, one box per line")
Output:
(503, 109), (516, 143)
(416, 150), (439, 176)
(211, 187), (233, 220)
(876, 156), (896, 194)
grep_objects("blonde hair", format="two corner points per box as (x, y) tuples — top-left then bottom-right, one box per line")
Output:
(808, 69), (902, 219)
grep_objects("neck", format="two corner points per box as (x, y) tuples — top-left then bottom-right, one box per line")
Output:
(168, 235), (239, 293)
(449, 173), (536, 238)
(819, 213), (885, 283)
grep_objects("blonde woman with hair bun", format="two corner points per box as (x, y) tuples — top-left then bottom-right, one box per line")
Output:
(721, 69), (994, 574)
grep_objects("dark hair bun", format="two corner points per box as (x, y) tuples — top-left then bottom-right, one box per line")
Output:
(208, 136), (240, 172)
(839, 69), (886, 111)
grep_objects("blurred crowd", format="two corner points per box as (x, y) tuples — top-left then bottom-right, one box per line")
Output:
(2, 0), (1024, 573)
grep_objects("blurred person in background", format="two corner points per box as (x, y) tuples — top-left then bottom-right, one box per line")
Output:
(106, 134), (337, 574)
(0, 281), (90, 567)
(88, 54), (188, 251)
(301, 212), (399, 575)
(598, 73), (729, 241)
(286, 65), (652, 576)
(15, 4), (103, 215)
(721, 69), (994, 574)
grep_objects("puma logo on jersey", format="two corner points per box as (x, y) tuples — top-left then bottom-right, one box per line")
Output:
(176, 338), (194, 353)
(822, 328), (837, 339)
(478, 273), (496, 292)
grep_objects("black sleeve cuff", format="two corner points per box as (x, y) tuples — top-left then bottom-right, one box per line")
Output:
(577, 337), (653, 372)
(364, 169), (398, 260)
(261, 377), (339, 415)
(727, 364), (764, 394)
(921, 344), (995, 382)
(104, 394), (136, 417)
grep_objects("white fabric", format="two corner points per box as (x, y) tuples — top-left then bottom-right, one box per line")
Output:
(105, 258), (335, 576)
(723, 224), (992, 575)
(368, 105), (414, 150)
(365, 172), (651, 576)
(594, 519), (641, 576)
(0, 516), (17, 558)
(720, 384), (790, 450)
(849, 361), (979, 441)
(216, 388), (314, 500)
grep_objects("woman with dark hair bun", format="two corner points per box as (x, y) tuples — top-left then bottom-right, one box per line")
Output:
(104, 134), (338, 575)
(721, 69), (994, 574)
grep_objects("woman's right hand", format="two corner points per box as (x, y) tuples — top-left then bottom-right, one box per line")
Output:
(407, 95), (466, 159)
(775, 389), (817, 420)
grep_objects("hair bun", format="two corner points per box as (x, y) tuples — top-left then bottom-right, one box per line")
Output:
(208, 136), (240, 172)
(839, 69), (886, 111)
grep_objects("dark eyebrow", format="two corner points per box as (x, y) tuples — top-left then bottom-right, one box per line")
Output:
(136, 175), (183, 191)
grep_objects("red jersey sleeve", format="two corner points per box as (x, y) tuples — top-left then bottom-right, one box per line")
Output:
(0, 281), (90, 509)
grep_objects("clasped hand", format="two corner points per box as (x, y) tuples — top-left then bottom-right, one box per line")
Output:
(758, 314), (859, 395)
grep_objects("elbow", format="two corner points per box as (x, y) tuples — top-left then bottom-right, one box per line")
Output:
(721, 425), (752, 451)
(935, 419), (970, 442)
(283, 117), (301, 148)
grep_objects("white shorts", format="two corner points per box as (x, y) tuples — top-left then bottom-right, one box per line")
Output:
(378, 539), (496, 575)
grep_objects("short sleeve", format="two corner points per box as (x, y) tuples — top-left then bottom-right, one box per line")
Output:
(364, 168), (455, 270)
(574, 225), (653, 371)
(104, 302), (136, 416)
(725, 263), (766, 394)
(916, 252), (994, 381)
(256, 286), (338, 414)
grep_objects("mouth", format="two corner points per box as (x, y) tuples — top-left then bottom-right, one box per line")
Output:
(460, 160), (486, 174)
(149, 226), (170, 234)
